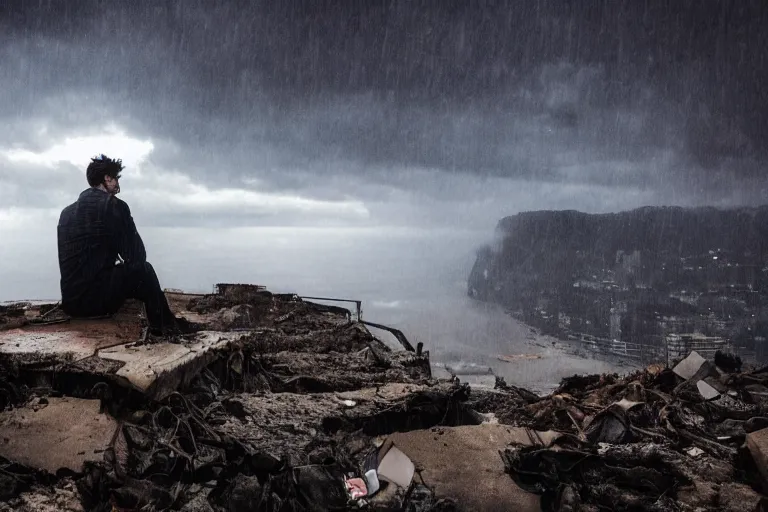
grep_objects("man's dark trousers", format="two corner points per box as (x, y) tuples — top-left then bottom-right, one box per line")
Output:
(62, 261), (175, 332)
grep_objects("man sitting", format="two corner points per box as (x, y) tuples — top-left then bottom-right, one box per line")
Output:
(57, 154), (197, 336)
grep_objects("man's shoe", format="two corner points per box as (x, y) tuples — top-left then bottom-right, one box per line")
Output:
(148, 326), (179, 337)
(147, 318), (202, 338)
(174, 317), (204, 334)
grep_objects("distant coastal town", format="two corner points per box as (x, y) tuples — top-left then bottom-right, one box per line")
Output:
(469, 207), (768, 364)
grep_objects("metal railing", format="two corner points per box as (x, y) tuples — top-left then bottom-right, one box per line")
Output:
(299, 296), (363, 322)
(299, 296), (417, 352)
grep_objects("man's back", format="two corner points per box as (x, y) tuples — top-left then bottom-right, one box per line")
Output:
(57, 188), (121, 304)
(56, 154), (187, 335)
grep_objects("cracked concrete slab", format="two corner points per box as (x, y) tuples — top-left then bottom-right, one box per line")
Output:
(383, 424), (546, 512)
(0, 398), (117, 473)
(0, 305), (144, 365)
(0, 294), (260, 401)
(98, 331), (247, 400)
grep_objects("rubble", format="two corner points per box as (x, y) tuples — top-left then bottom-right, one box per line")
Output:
(378, 425), (551, 511)
(487, 351), (768, 511)
(0, 286), (480, 510)
(1, 287), (768, 511)
(673, 350), (709, 380)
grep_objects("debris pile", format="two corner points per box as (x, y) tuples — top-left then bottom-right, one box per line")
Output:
(1, 287), (768, 511)
(0, 287), (485, 511)
(486, 351), (768, 511)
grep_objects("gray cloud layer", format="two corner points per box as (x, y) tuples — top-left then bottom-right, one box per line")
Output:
(1, 0), (767, 231)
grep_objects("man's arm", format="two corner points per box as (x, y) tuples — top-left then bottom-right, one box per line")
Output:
(113, 198), (147, 264)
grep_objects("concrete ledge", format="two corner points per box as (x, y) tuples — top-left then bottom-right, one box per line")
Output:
(98, 331), (246, 400)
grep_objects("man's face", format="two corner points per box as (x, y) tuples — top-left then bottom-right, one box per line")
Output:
(104, 173), (121, 196)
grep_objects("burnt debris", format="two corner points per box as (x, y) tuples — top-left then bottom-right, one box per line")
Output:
(2, 287), (768, 511)
(491, 353), (768, 511)
(0, 286), (469, 511)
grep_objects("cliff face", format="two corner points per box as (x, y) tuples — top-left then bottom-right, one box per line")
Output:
(469, 206), (768, 343)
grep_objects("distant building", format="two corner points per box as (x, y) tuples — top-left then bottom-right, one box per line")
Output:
(665, 332), (728, 360)
(609, 301), (627, 340)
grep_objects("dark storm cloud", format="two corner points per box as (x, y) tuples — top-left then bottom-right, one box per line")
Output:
(0, 0), (766, 205)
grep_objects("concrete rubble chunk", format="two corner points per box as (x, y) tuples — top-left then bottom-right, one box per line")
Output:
(697, 379), (721, 400)
(380, 425), (545, 512)
(746, 427), (768, 489)
(0, 398), (117, 473)
(704, 375), (728, 393)
(377, 443), (415, 489)
(673, 351), (707, 380)
(97, 331), (246, 400)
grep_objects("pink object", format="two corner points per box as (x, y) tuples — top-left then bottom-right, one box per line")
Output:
(345, 477), (368, 499)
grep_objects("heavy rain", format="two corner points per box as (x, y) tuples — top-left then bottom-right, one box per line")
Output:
(0, 1), (767, 510)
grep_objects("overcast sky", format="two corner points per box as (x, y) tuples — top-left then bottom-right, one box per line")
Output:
(1, 1), (767, 301)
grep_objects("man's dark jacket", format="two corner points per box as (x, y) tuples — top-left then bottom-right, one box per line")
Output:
(57, 188), (146, 306)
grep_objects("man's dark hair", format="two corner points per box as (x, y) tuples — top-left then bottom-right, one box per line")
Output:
(86, 154), (124, 187)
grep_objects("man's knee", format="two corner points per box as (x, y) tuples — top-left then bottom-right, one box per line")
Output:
(125, 261), (156, 279)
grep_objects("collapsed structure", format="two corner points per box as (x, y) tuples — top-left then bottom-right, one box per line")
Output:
(0, 284), (767, 511)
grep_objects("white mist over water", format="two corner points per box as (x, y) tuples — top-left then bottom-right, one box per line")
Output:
(0, 222), (626, 392)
